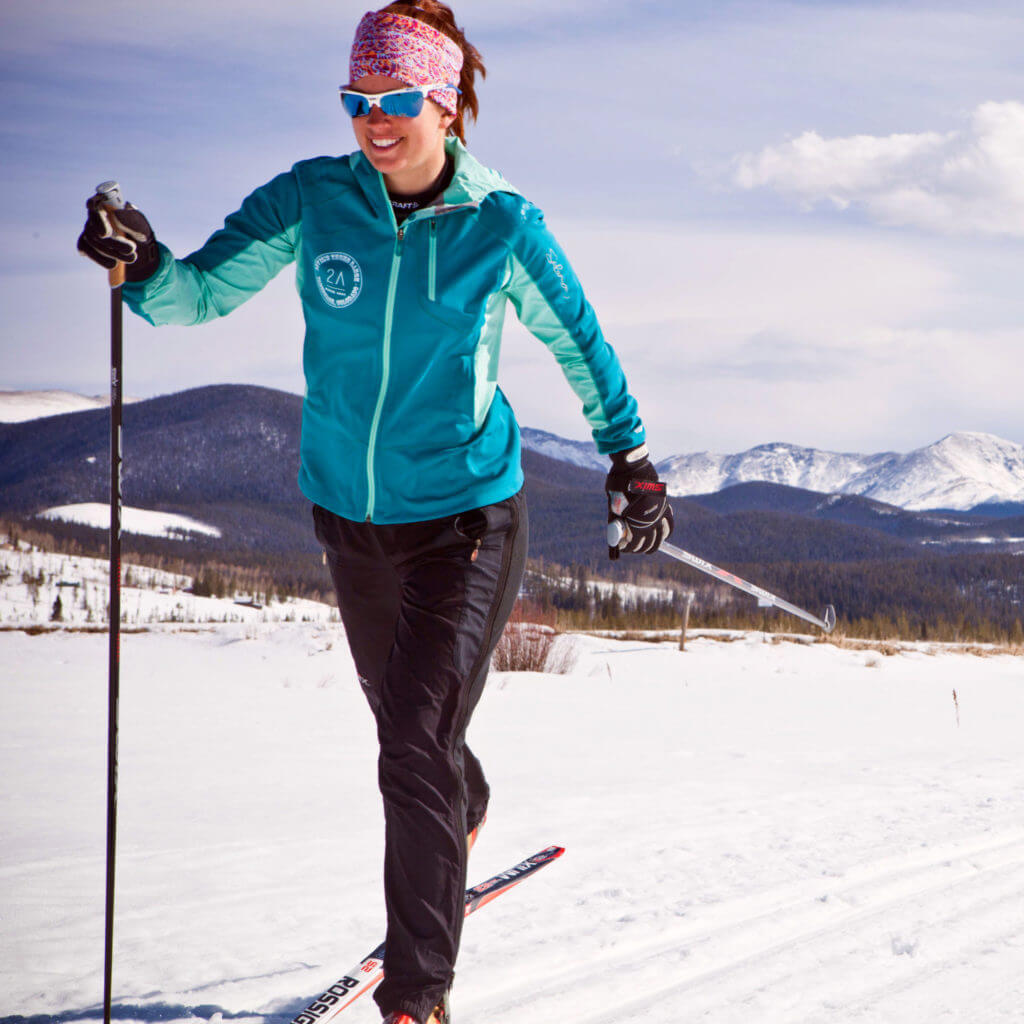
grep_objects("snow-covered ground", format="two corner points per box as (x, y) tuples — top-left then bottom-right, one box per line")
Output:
(0, 388), (113, 422)
(3, 615), (1023, 1023)
(39, 503), (223, 540)
(0, 541), (337, 628)
(529, 568), (679, 609)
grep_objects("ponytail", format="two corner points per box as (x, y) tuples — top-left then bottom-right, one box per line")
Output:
(380, 1), (486, 143)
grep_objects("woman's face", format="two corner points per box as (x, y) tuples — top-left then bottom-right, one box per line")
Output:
(348, 74), (454, 195)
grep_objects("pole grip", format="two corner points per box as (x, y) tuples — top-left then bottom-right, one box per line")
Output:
(93, 181), (127, 290)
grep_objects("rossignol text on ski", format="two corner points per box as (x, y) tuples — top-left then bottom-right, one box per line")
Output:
(291, 845), (565, 1024)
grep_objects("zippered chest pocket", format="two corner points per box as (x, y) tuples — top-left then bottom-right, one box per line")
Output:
(416, 217), (497, 330)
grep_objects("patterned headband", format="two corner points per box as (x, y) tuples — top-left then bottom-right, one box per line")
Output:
(349, 11), (463, 115)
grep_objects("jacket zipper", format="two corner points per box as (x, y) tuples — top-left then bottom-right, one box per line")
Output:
(364, 225), (404, 522)
(362, 194), (476, 522)
(428, 219), (437, 302)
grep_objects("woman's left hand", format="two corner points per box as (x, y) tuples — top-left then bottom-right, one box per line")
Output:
(605, 444), (674, 559)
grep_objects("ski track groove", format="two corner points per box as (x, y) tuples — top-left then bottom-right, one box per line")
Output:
(826, 888), (1024, 1022)
(579, 844), (1024, 1024)
(671, 851), (1024, 1023)
(579, 869), (1024, 1023)
(465, 830), (1024, 1023)
(471, 830), (1024, 992)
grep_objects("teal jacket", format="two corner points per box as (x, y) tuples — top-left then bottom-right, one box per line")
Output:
(124, 139), (645, 524)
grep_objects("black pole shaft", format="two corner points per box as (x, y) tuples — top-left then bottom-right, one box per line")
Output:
(104, 279), (123, 1024)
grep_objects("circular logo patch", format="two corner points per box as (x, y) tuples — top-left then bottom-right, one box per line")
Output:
(314, 251), (363, 309)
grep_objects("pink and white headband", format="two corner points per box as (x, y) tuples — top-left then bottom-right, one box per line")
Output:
(349, 11), (463, 115)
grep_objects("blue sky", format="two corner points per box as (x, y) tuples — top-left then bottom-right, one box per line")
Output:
(4, 0), (1024, 454)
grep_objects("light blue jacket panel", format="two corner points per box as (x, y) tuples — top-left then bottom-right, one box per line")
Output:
(124, 139), (645, 523)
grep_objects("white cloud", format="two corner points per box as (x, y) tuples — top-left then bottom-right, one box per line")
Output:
(734, 100), (1024, 236)
(493, 220), (1015, 452)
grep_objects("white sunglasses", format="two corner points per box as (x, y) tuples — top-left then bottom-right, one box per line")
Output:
(338, 82), (459, 118)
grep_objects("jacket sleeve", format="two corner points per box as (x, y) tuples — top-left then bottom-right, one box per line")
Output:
(495, 195), (646, 455)
(121, 170), (302, 326)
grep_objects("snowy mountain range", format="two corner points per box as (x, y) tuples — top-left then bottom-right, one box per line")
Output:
(3, 387), (1022, 623)
(2, 390), (1021, 514)
(520, 429), (1024, 513)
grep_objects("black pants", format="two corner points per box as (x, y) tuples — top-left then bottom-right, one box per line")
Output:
(313, 490), (527, 1021)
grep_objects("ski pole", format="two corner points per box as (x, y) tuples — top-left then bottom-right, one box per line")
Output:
(92, 179), (126, 1024)
(607, 518), (837, 633)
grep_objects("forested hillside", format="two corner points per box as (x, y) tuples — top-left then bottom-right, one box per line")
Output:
(2, 385), (1022, 641)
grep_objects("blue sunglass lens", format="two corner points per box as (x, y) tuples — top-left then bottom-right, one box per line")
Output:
(341, 93), (371, 117)
(380, 91), (426, 117)
(341, 89), (427, 118)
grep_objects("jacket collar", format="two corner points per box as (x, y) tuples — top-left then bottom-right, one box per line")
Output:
(441, 137), (519, 206)
(350, 137), (518, 218)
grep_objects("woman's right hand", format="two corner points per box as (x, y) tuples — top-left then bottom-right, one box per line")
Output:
(77, 196), (160, 282)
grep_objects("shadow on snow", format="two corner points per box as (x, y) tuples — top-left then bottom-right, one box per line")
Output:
(0, 1003), (308, 1024)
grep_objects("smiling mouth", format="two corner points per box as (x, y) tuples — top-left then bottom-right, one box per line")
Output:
(369, 137), (401, 149)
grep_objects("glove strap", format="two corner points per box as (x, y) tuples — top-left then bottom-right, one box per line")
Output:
(628, 478), (666, 497)
(609, 443), (650, 471)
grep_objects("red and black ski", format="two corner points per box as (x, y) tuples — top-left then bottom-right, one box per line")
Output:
(290, 845), (565, 1024)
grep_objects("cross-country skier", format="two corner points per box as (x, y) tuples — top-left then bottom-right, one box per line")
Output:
(77, 3), (673, 1021)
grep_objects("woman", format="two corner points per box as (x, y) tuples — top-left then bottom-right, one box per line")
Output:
(78, 4), (673, 1021)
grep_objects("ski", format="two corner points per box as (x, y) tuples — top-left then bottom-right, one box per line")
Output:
(290, 845), (565, 1024)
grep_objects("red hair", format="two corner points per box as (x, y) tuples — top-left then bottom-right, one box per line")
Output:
(380, 2), (485, 143)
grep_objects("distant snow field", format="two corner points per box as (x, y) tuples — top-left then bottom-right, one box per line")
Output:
(2, 593), (1023, 1022)
(0, 540), (336, 627)
(39, 502), (223, 540)
(0, 388), (110, 422)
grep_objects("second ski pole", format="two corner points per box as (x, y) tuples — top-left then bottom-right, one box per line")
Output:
(607, 518), (837, 633)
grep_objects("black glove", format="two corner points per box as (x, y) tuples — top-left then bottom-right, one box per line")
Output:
(77, 198), (160, 282)
(605, 443), (674, 560)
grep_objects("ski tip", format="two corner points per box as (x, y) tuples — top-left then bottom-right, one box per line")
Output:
(822, 604), (837, 633)
(520, 845), (565, 868)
